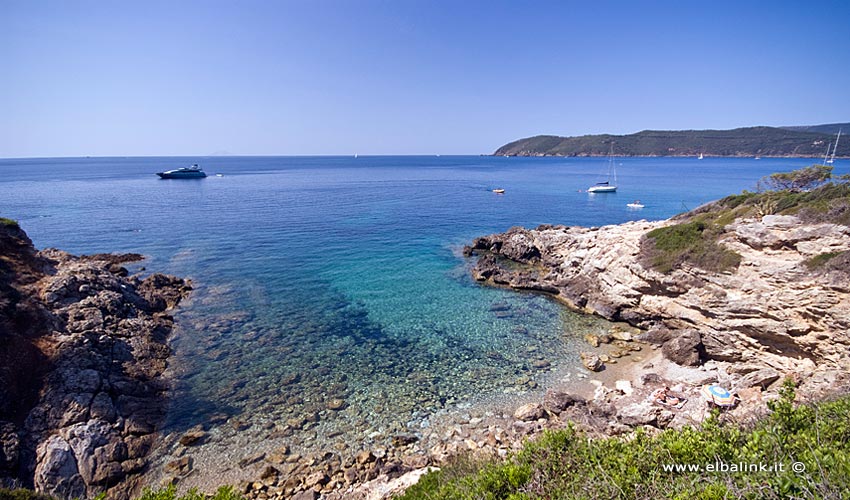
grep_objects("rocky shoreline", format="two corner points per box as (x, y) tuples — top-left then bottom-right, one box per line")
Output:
(0, 222), (190, 498)
(215, 210), (850, 499)
(4, 204), (849, 499)
(463, 214), (850, 403)
(177, 334), (659, 500)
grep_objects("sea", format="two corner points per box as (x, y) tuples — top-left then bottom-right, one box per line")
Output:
(1, 155), (842, 486)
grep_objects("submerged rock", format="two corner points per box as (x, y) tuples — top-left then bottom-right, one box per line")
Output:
(178, 430), (207, 446)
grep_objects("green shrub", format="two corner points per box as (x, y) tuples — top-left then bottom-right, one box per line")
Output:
(762, 164), (833, 191)
(397, 392), (850, 500)
(804, 251), (842, 270)
(719, 191), (757, 209)
(646, 221), (707, 253)
(642, 221), (741, 274)
(0, 218), (19, 228)
(641, 173), (850, 274)
(0, 488), (56, 500)
(136, 485), (243, 500)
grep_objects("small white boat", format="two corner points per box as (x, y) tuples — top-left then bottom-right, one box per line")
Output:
(627, 200), (645, 209)
(588, 143), (617, 193)
(156, 164), (206, 179)
(492, 188), (505, 194)
(698, 153), (704, 160)
(827, 129), (841, 164)
(587, 182), (616, 193)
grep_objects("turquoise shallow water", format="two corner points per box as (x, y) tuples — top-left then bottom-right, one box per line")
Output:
(1, 155), (844, 476)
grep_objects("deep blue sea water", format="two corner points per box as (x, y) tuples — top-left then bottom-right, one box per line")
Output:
(2, 155), (843, 481)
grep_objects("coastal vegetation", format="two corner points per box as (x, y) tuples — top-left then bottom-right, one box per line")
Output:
(641, 166), (850, 273)
(761, 164), (833, 192)
(493, 124), (849, 157)
(642, 221), (741, 274)
(5, 383), (848, 499)
(0, 489), (55, 500)
(0, 485), (243, 500)
(0, 218), (19, 228)
(804, 251), (844, 270)
(397, 381), (850, 499)
(135, 486), (243, 500)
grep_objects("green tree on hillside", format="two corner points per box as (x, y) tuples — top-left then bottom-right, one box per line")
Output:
(762, 164), (832, 192)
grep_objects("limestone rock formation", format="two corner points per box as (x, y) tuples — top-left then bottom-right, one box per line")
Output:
(465, 215), (850, 396)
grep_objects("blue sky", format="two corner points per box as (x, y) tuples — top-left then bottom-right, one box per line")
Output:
(2, 0), (849, 157)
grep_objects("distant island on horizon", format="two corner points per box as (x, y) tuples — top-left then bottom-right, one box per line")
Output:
(494, 123), (848, 158)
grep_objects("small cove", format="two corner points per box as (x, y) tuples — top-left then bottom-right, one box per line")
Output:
(1, 154), (841, 488)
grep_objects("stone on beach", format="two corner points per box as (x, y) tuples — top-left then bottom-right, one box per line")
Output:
(543, 389), (585, 413)
(580, 352), (604, 372)
(513, 403), (546, 421)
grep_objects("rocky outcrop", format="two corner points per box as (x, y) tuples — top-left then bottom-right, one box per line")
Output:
(465, 215), (850, 397)
(0, 223), (190, 498)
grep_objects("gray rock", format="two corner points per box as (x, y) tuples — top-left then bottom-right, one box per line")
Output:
(617, 402), (661, 427)
(0, 422), (20, 473)
(34, 435), (86, 499)
(701, 332), (744, 362)
(542, 389), (585, 413)
(291, 490), (319, 500)
(580, 352), (604, 372)
(737, 368), (781, 390)
(636, 325), (676, 344)
(88, 393), (117, 422)
(762, 215), (801, 228)
(66, 369), (102, 393)
(661, 330), (703, 366)
(62, 419), (117, 486)
(500, 228), (542, 261)
(513, 403), (546, 421)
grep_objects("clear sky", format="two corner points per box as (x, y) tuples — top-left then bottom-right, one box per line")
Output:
(2, 0), (849, 157)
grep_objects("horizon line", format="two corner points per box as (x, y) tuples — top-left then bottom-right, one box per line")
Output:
(0, 153), (491, 161)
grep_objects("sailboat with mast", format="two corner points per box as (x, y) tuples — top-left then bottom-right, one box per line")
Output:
(587, 143), (618, 193)
(826, 129), (841, 164)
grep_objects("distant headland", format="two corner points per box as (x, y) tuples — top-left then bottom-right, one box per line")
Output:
(494, 123), (848, 158)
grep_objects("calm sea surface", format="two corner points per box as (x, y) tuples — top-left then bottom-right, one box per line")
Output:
(1, 155), (842, 483)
